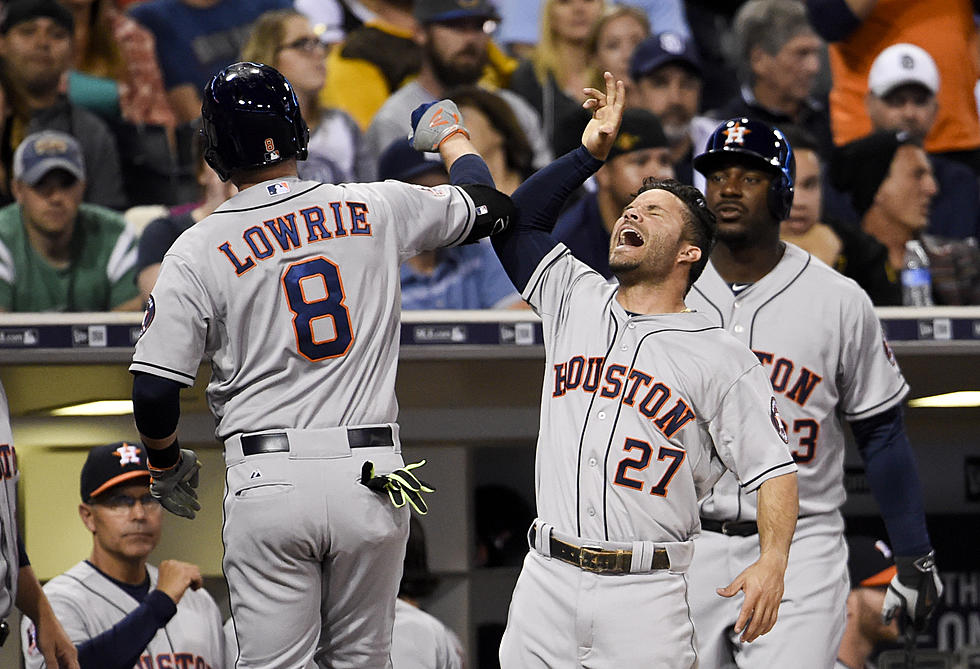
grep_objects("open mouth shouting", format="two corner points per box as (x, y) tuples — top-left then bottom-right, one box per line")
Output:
(616, 225), (645, 250)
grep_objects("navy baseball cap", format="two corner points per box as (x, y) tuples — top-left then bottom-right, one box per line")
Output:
(847, 535), (897, 588)
(605, 108), (669, 162)
(630, 31), (702, 81)
(414, 0), (499, 24)
(377, 138), (447, 183)
(13, 131), (85, 186)
(80, 442), (151, 502)
(0, 0), (74, 34)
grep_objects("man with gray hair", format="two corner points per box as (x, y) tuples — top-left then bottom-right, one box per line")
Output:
(711, 0), (833, 159)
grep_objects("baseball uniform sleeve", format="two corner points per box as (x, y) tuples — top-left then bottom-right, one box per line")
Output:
(708, 364), (798, 492)
(838, 290), (909, 421)
(129, 252), (211, 386)
(377, 182), (477, 260)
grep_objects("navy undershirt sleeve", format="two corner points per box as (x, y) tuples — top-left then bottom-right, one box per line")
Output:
(850, 405), (932, 556)
(76, 590), (177, 669)
(492, 145), (604, 291)
(449, 154), (495, 187)
(132, 372), (182, 439)
(805, 0), (862, 42)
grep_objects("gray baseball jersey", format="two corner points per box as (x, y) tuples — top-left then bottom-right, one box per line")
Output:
(527, 245), (796, 543)
(20, 562), (225, 668)
(130, 176), (477, 438)
(0, 381), (19, 619)
(687, 243), (909, 521)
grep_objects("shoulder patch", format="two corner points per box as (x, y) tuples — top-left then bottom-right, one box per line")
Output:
(140, 295), (155, 336)
(882, 334), (898, 367)
(770, 397), (789, 444)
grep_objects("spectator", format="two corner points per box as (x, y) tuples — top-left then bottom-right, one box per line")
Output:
(862, 43), (980, 240)
(377, 137), (524, 310)
(0, 131), (141, 312)
(127, 0), (292, 124)
(779, 125), (842, 266)
(713, 0), (833, 159)
(508, 0), (604, 152)
(447, 85), (534, 194)
(808, 0), (980, 173)
(0, 380), (80, 669)
(61, 0), (176, 128)
(20, 442), (226, 668)
(363, 0), (550, 179)
(830, 130), (937, 305)
(241, 9), (365, 183)
(391, 517), (464, 669)
(629, 31), (717, 186)
(586, 5), (649, 108)
(0, 0), (126, 210)
(836, 535), (900, 669)
(551, 108), (673, 279)
(319, 0), (422, 132)
(136, 158), (235, 305)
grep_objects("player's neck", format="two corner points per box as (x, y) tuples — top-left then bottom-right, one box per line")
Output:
(710, 237), (784, 284)
(233, 161), (299, 191)
(615, 276), (688, 315)
(89, 547), (148, 586)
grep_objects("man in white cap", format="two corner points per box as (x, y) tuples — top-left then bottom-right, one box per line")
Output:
(865, 43), (978, 239)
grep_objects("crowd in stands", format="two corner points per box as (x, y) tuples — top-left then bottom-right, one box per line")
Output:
(0, 0), (978, 312)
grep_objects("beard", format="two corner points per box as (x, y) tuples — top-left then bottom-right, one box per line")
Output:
(427, 43), (487, 87)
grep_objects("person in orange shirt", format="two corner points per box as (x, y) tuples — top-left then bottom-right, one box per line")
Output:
(807, 0), (980, 173)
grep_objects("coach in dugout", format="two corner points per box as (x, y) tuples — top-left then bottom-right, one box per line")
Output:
(21, 442), (226, 669)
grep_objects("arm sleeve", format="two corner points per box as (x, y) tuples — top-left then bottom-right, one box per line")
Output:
(804, 0), (863, 42)
(449, 154), (495, 187)
(75, 590), (177, 669)
(492, 145), (603, 291)
(132, 372), (183, 438)
(851, 405), (932, 556)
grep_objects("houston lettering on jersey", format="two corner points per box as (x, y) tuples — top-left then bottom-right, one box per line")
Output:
(137, 653), (213, 669)
(753, 350), (823, 407)
(552, 356), (696, 438)
(217, 202), (373, 276)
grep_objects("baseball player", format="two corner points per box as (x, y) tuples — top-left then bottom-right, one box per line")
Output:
(128, 62), (514, 668)
(685, 118), (941, 668)
(0, 381), (78, 668)
(21, 442), (226, 668)
(484, 74), (799, 668)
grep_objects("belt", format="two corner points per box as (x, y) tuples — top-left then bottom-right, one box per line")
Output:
(700, 518), (759, 536)
(240, 427), (394, 456)
(530, 526), (670, 574)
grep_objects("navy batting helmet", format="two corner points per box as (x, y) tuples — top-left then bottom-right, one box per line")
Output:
(201, 62), (310, 181)
(693, 118), (795, 221)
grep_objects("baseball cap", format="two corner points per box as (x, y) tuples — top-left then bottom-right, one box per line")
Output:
(829, 129), (917, 217)
(605, 108), (669, 162)
(847, 535), (897, 588)
(13, 131), (85, 186)
(414, 0), (500, 24)
(0, 0), (74, 34)
(868, 43), (940, 98)
(630, 31), (702, 81)
(80, 442), (151, 502)
(377, 138), (447, 183)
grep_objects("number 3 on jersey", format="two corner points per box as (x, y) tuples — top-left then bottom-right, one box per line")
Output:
(282, 257), (353, 361)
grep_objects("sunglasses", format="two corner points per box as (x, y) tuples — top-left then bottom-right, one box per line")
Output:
(94, 493), (161, 512)
(278, 36), (326, 54)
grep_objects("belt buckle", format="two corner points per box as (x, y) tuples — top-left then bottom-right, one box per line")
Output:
(720, 520), (734, 536)
(578, 546), (629, 573)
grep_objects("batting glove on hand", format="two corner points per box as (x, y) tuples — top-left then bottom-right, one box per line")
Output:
(360, 460), (435, 514)
(149, 449), (202, 519)
(883, 551), (942, 630)
(409, 100), (469, 152)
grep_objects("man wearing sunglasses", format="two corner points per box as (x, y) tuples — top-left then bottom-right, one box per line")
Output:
(21, 442), (227, 669)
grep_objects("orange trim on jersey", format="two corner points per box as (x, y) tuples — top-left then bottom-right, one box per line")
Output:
(88, 470), (150, 500)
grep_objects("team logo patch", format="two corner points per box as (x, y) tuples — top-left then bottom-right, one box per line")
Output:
(723, 121), (751, 146)
(770, 397), (789, 443)
(140, 295), (155, 336)
(114, 443), (142, 466)
(267, 180), (291, 196)
(882, 335), (898, 367)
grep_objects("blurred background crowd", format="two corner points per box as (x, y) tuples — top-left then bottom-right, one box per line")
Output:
(0, 0), (978, 312)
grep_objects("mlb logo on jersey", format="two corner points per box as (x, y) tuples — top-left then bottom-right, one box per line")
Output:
(267, 181), (291, 196)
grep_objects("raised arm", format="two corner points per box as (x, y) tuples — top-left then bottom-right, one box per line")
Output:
(716, 472), (798, 644)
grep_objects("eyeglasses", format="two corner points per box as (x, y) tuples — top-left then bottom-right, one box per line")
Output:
(94, 493), (162, 512)
(278, 36), (326, 54)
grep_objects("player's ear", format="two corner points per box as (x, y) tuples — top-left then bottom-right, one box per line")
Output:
(79, 503), (96, 533)
(677, 243), (701, 266)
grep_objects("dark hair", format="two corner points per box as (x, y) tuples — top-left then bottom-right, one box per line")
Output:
(634, 177), (717, 291)
(447, 85), (535, 179)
